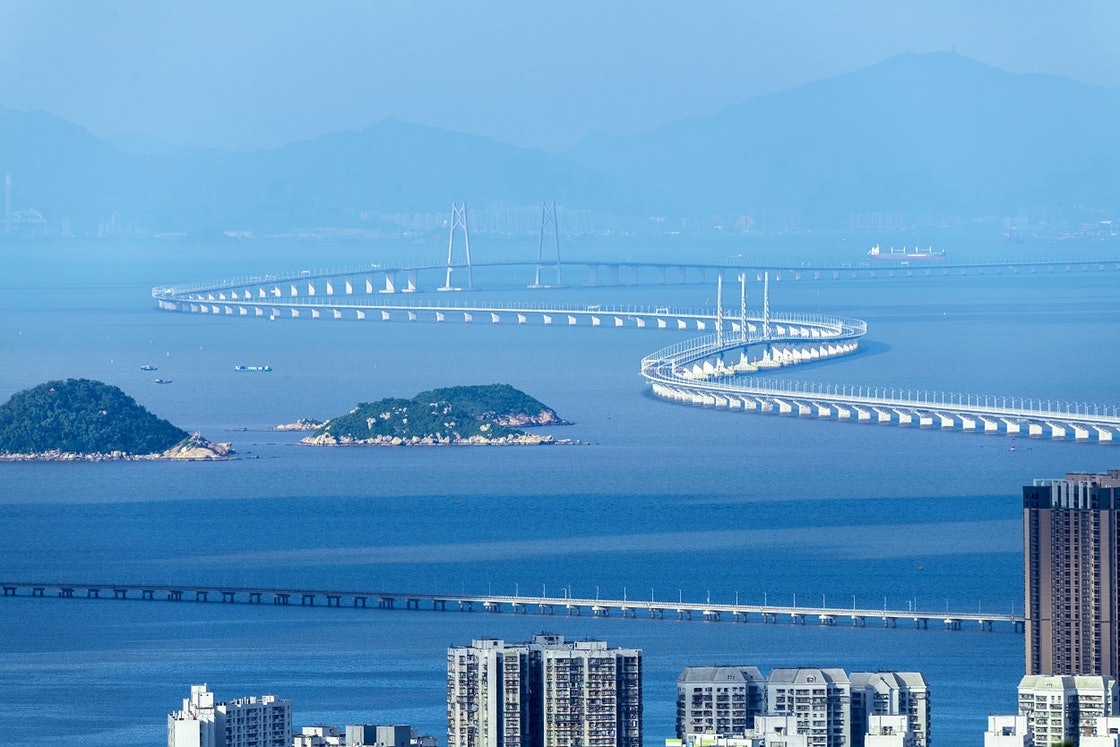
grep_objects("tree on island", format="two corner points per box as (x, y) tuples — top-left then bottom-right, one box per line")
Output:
(0, 378), (189, 455)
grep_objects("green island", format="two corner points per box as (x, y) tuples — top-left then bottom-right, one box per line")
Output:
(0, 378), (231, 461)
(300, 384), (573, 446)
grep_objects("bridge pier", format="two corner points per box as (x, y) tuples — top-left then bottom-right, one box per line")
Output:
(32, 587), (44, 597)
(249, 592), (262, 604)
(406, 598), (420, 610)
(327, 595), (341, 607)
(141, 589), (154, 600)
(353, 596), (367, 608)
(433, 599), (446, 611)
(195, 591), (208, 602)
(221, 591), (236, 603)
(87, 588), (100, 598)
(2, 586), (16, 596)
(167, 590), (183, 601)
(300, 594), (315, 606)
(273, 593), (290, 605)
(59, 588), (74, 598)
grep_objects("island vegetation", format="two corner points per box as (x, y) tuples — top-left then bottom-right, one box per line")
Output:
(302, 384), (571, 446)
(0, 378), (230, 460)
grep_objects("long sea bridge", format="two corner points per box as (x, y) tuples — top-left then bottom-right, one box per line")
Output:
(152, 259), (1120, 444)
(0, 581), (1022, 633)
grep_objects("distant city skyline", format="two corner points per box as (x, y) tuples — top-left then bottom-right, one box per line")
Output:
(1, 1), (1118, 151)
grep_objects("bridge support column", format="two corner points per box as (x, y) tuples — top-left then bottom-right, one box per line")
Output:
(406, 598), (420, 610)
(301, 594), (315, 606)
(195, 591), (208, 602)
(59, 588), (74, 598)
(221, 591), (236, 603)
(2, 586), (16, 596)
(249, 592), (262, 604)
(87, 588), (100, 598)
(141, 589), (154, 600)
(327, 595), (341, 607)
(433, 599), (446, 611)
(353, 596), (367, 608)
(32, 587), (44, 597)
(167, 590), (183, 601)
(274, 593), (290, 605)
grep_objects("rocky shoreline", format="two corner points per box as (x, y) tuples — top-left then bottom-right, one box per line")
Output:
(300, 432), (576, 447)
(0, 434), (234, 462)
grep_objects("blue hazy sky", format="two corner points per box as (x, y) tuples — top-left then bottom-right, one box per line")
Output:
(1, 1), (1117, 150)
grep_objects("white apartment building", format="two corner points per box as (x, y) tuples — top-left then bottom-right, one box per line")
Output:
(676, 667), (927, 747)
(1082, 716), (1120, 746)
(766, 668), (850, 747)
(849, 671), (929, 747)
(168, 684), (291, 747)
(1018, 674), (1118, 747)
(863, 716), (914, 747)
(676, 667), (766, 736)
(983, 714), (1033, 747)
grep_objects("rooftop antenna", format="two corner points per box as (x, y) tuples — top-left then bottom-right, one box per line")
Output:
(440, 203), (473, 291)
(530, 201), (563, 288)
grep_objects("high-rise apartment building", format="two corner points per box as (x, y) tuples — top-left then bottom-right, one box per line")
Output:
(168, 684), (292, 747)
(1024, 470), (1120, 677)
(1017, 674), (1117, 747)
(447, 634), (642, 747)
(676, 667), (928, 747)
(677, 666), (766, 736)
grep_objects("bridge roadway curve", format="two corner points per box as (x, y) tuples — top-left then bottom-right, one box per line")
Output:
(640, 329), (1120, 444)
(152, 268), (1120, 444)
(0, 581), (1022, 633)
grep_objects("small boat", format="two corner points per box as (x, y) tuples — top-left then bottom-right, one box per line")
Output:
(154, 378), (173, 384)
(140, 364), (158, 371)
(234, 365), (273, 372)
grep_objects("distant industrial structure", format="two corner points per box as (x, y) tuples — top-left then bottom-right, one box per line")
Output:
(448, 634), (642, 747)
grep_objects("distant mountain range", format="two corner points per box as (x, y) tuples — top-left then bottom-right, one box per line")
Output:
(1, 53), (1116, 236)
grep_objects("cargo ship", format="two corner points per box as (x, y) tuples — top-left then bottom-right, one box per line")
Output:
(234, 365), (273, 372)
(867, 244), (946, 261)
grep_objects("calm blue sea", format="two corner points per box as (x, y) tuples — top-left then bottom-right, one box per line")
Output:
(0, 235), (1118, 746)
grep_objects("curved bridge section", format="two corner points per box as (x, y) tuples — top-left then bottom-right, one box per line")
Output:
(640, 323), (1120, 443)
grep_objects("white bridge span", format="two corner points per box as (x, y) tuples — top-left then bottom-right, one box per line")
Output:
(152, 273), (1120, 444)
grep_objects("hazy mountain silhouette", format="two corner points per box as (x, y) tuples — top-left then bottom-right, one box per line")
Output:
(567, 52), (1120, 224)
(0, 52), (1115, 235)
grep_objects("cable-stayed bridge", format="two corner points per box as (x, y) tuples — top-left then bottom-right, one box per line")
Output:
(151, 257), (1120, 444)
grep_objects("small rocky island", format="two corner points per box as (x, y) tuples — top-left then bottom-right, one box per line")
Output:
(300, 384), (572, 446)
(0, 378), (232, 461)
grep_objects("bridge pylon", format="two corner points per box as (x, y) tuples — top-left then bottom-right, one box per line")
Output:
(440, 203), (474, 291)
(528, 201), (563, 288)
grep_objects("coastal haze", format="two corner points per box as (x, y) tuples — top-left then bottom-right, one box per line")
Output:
(1, 3), (1119, 747)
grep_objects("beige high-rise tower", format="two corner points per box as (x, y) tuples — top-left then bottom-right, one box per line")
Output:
(1024, 470), (1120, 677)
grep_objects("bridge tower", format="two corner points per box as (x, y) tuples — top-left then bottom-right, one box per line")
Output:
(738, 273), (748, 341)
(440, 203), (474, 291)
(529, 201), (563, 288)
(762, 272), (771, 338)
(715, 274), (724, 346)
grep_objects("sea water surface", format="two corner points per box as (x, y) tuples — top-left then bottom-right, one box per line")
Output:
(1, 236), (1118, 746)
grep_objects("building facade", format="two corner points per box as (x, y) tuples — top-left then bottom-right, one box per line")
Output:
(448, 634), (642, 747)
(677, 667), (766, 737)
(676, 667), (928, 747)
(168, 684), (291, 747)
(1024, 470), (1120, 677)
(1017, 674), (1117, 747)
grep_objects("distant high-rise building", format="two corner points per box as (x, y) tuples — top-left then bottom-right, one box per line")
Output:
(447, 633), (642, 747)
(168, 684), (291, 747)
(1024, 470), (1120, 677)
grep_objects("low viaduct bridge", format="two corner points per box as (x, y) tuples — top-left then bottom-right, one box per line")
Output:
(1, 581), (1023, 633)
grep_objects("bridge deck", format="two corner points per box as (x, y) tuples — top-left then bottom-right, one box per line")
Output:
(0, 582), (1022, 633)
